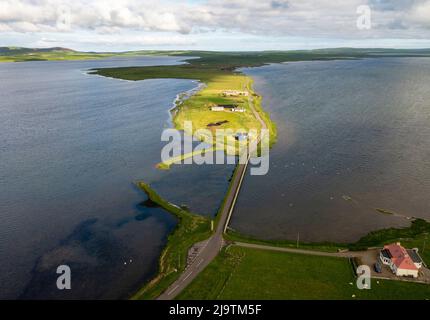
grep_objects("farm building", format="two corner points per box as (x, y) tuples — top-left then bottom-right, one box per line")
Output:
(211, 106), (225, 112)
(211, 104), (244, 112)
(379, 243), (423, 278)
(222, 90), (249, 97)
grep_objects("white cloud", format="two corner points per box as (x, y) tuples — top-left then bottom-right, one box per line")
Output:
(0, 0), (190, 33)
(407, 0), (430, 27)
(0, 0), (430, 49)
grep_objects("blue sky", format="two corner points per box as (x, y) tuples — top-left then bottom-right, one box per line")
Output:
(1, 0), (430, 51)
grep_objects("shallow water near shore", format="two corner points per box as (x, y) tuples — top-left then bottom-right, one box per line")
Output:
(0, 57), (234, 299)
(231, 58), (430, 243)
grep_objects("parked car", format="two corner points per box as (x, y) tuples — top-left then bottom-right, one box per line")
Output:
(374, 262), (382, 273)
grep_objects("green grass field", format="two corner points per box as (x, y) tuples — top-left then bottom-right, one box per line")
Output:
(178, 246), (430, 300)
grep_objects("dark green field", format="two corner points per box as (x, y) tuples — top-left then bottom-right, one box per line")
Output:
(178, 246), (430, 300)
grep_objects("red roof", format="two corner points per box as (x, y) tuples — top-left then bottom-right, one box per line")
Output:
(384, 243), (418, 271)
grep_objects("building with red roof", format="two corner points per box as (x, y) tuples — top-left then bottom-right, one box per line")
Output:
(379, 242), (422, 278)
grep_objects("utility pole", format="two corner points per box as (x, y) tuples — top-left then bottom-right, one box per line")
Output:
(297, 232), (300, 248)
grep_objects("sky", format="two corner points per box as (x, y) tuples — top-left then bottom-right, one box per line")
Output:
(1, 0), (430, 51)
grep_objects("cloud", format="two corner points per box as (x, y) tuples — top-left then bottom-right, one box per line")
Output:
(407, 0), (430, 28)
(0, 0), (190, 33)
(0, 0), (430, 41)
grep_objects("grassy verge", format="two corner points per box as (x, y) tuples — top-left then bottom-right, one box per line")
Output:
(225, 230), (347, 253)
(226, 219), (430, 265)
(177, 246), (430, 300)
(132, 182), (212, 300)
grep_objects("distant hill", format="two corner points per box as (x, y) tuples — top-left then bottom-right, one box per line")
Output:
(1, 46), (430, 63)
(0, 47), (76, 55)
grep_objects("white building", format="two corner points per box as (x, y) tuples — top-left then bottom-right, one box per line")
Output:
(380, 243), (422, 278)
(222, 90), (249, 97)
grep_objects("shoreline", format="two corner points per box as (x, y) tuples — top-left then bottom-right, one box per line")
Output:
(130, 66), (271, 298)
(92, 54), (430, 299)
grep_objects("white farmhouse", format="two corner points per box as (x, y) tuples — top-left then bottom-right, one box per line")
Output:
(211, 106), (225, 112)
(222, 90), (249, 97)
(380, 243), (422, 278)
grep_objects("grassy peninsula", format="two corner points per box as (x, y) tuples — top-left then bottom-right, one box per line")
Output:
(91, 48), (430, 168)
(92, 56), (278, 167)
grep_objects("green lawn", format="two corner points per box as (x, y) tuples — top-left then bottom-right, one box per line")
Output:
(178, 246), (430, 300)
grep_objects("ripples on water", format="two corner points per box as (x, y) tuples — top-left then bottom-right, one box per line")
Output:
(0, 57), (234, 299)
(232, 58), (430, 243)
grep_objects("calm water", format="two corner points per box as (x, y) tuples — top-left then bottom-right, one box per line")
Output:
(232, 58), (430, 243)
(0, 57), (234, 299)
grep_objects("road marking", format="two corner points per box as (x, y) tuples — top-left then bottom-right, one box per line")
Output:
(183, 272), (193, 281)
(167, 285), (179, 296)
(196, 259), (204, 267)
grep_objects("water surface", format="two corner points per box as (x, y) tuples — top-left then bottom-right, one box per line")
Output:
(232, 58), (430, 243)
(0, 56), (234, 299)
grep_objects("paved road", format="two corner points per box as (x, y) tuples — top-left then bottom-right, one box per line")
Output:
(157, 160), (249, 300)
(234, 242), (358, 258)
(157, 92), (267, 300)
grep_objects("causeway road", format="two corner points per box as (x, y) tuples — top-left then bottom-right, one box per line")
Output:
(157, 95), (265, 300)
